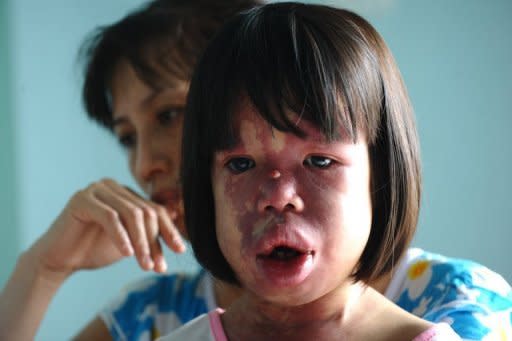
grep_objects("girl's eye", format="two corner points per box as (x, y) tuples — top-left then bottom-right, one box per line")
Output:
(304, 155), (333, 169)
(157, 108), (182, 125)
(226, 157), (255, 174)
(118, 133), (136, 149)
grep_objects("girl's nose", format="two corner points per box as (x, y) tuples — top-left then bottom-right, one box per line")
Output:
(257, 170), (304, 213)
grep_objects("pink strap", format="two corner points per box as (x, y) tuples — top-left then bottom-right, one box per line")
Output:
(412, 323), (458, 341)
(208, 308), (228, 341)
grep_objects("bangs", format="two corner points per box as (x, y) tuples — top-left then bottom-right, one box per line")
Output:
(205, 4), (385, 152)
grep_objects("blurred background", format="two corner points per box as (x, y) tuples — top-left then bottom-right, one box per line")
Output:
(0, 0), (510, 339)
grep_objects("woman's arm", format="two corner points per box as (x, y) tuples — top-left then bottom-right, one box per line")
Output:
(0, 248), (67, 340)
(0, 179), (184, 340)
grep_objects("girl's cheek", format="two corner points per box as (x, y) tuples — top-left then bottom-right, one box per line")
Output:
(229, 176), (258, 230)
(215, 170), (265, 238)
(214, 171), (251, 231)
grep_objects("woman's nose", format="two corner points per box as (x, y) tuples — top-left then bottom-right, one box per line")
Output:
(257, 171), (304, 213)
(134, 137), (170, 184)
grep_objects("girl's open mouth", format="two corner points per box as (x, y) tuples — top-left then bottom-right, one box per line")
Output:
(255, 245), (315, 287)
(258, 245), (314, 261)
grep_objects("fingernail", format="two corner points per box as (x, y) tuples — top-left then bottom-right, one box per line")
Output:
(158, 258), (168, 273)
(174, 239), (186, 252)
(143, 255), (154, 269)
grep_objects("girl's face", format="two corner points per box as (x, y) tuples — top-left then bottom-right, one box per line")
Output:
(212, 101), (372, 306)
(110, 59), (188, 233)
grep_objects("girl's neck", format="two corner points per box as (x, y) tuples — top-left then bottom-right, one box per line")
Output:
(213, 278), (244, 309)
(222, 282), (431, 341)
(222, 282), (369, 340)
(212, 271), (394, 312)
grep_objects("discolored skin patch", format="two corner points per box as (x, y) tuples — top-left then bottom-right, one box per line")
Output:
(211, 98), (373, 306)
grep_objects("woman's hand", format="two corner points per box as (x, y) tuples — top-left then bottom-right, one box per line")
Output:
(29, 178), (186, 283)
(0, 178), (186, 340)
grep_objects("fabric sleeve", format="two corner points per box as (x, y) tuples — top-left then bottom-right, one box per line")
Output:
(99, 271), (210, 341)
(390, 249), (512, 340)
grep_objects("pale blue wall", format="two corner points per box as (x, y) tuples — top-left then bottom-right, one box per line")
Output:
(0, 0), (19, 287)
(1, 0), (511, 340)
(358, 0), (512, 277)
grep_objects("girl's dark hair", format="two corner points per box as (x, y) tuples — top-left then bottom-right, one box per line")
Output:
(183, 2), (421, 285)
(79, 0), (263, 129)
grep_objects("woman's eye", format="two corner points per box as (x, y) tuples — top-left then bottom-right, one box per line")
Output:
(118, 133), (136, 149)
(157, 108), (182, 125)
(304, 156), (333, 169)
(226, 157), (255, 174)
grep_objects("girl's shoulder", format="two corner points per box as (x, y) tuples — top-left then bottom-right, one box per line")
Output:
(386, 248), (512, 339)
(99, 269), (216, 340)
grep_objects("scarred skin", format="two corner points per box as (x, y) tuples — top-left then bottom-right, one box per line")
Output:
(212, 101), (372, 304)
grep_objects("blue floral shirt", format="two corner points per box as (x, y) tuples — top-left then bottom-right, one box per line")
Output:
(100, 248), (512, 340)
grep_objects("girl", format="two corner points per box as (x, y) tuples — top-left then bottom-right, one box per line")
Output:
(164, 2), (462, 340)
(1, 1), (509, 340)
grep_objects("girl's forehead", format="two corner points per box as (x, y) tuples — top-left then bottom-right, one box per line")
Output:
(231, 99), (353, 145)
(232, 98), (300, 131)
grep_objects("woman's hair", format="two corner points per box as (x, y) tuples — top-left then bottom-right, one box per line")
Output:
(182, 2), (422, 285)
(79, 0), (263, 129)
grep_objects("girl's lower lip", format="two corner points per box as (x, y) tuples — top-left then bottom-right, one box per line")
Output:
(255, 253), (314, 287)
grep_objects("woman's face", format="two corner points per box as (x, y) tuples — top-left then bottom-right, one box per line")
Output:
(109, 59), (188, 234)
(211, 100), (373, 306)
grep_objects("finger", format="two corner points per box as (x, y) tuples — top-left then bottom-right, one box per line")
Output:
(142, 204), (167, 273)
(102, 180), (145, 203)
(101, 180), (185, 262)
(106, 182), (186, 253)
(152, 241), (167, 273)
(93, 186), (153, 271)
(156, 205), (186, 253)
(82, 194), (134, 257)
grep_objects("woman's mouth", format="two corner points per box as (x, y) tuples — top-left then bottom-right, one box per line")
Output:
(151, 189), (182, 208)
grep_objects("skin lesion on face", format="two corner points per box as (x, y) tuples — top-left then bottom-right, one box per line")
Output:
(251, 215), (285, 239)
(211, 100), (373, 306)
(239, 118), (269, 154)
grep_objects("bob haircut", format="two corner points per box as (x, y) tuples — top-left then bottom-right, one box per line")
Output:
(79, 0), (262, 129)
(182, 2), (422, 285)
